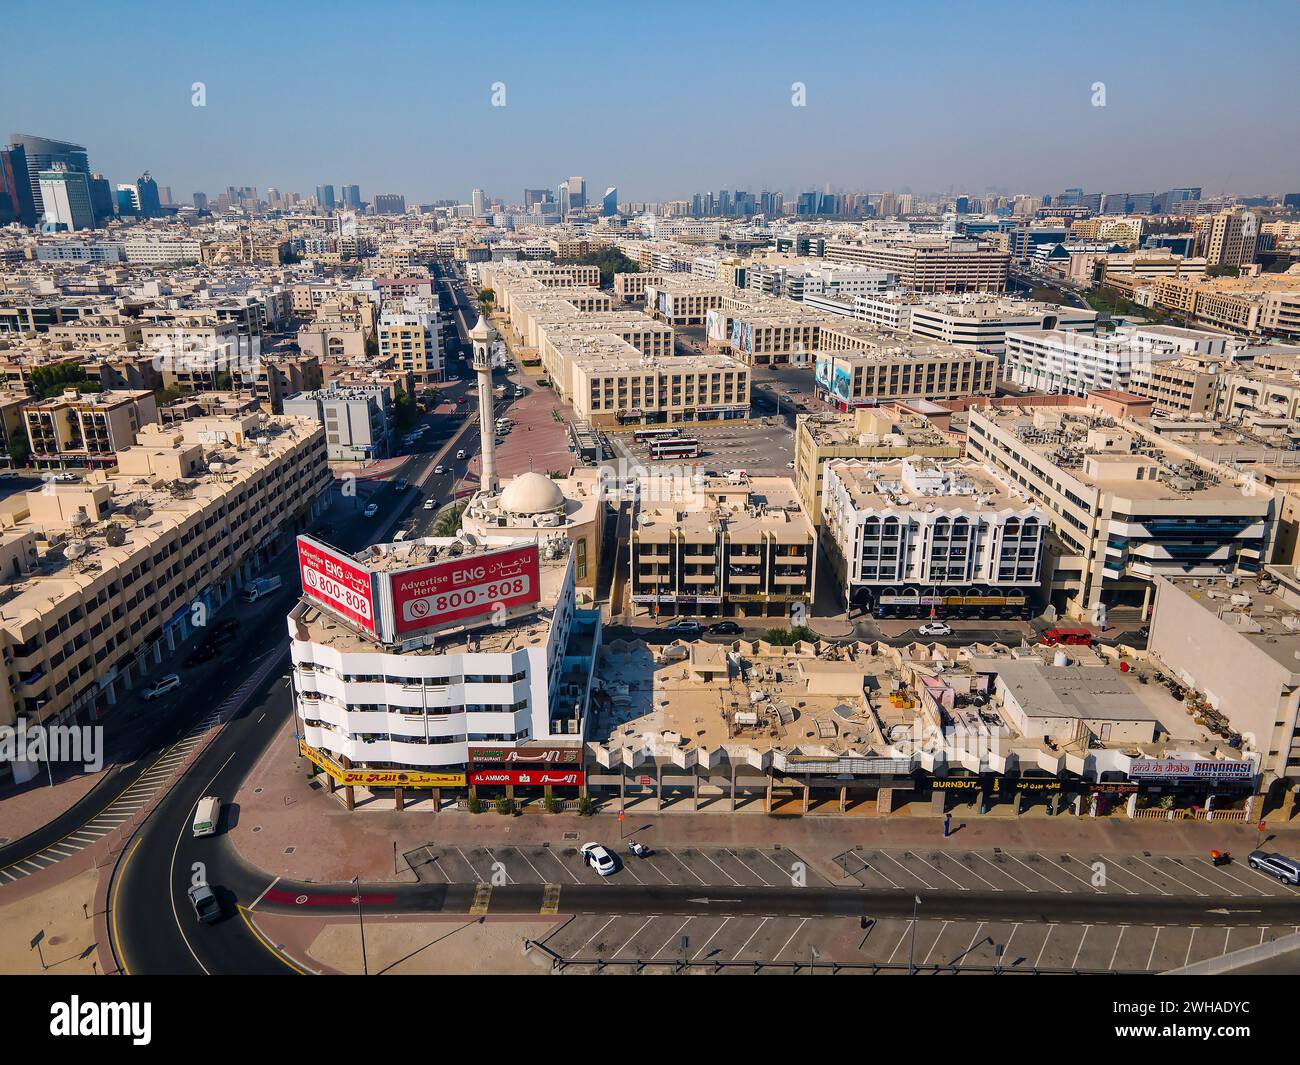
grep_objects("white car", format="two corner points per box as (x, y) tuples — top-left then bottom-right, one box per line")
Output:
(141, 674), (181, 700)
(364, 503), (379, 518)
(918, 622), (952, 637)
(455, 449), (467, 460)
(580, 842), (617, 876)
(434, 464), (446, 475)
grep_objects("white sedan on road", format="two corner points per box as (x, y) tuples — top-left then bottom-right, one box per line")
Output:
(580, 842), (617, 876)
(918, 622), (952, 637)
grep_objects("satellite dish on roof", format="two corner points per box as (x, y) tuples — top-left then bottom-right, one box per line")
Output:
(104, 523), (127, 547)
(64, 540), (88, 561)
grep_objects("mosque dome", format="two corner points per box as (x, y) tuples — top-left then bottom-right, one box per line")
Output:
(499, 472), (565, 515)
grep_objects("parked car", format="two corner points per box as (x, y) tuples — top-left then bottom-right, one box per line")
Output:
(184, 644), (217, 668)
(364, 503), (379, 518)
(394, 478), (408, 492)
(580, 842), (617, 877)
(141, 674), (181, 700)
(211, 617), (240, 640)
(188, 882), (222, 924)
(918, 622), (952, 637)
(1248, 851), (1300, 884)
(710, 621), (743, 635)
(666, 619), (702, 636)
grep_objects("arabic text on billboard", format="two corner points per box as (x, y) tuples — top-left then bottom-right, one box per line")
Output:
(297, 536), (377, 634)
(390, 544), (540, 635)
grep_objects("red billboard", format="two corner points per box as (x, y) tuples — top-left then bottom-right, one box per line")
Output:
(469, 769), (585, 787)
(297, 536), (378, 634)
(389, 544), (540, 636)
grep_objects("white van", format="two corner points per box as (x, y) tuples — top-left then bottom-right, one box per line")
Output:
(192, 796), (221, 837)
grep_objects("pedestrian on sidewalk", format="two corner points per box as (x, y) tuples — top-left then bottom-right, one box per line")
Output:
(943, 811), (952, 838)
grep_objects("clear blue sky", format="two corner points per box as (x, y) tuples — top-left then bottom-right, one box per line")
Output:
(4, 0), (1297, 204)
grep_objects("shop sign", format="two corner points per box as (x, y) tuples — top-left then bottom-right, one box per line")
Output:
(469, 746), (582, 766)
(1128, 758), (1255, 781)
(469, 769), (585, 787)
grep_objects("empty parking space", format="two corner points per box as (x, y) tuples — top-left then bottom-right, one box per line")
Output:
(411, 843), (828, 890)
(540, 910), (1287, 974)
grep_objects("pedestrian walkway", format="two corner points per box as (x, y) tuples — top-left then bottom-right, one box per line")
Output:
(0, 648), (285, 886)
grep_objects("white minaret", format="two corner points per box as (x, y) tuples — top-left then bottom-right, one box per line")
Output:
(469, 315), (499, 493)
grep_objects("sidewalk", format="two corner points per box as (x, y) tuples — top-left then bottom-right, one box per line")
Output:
(0, 769), (106, 849)
(233, 712), (1299, 888)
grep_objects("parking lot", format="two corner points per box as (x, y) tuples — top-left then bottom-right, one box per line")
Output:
(400, 839), (1300, 972)
(614, 420), (796, 474)
(408, 842), (833, 890)
(834, 844), (1300, 898)
(538, 912), (1296, 974)
(410, 839), (1300, 900)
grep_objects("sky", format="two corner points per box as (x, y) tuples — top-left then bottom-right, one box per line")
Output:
(4, 0), (1298, 206)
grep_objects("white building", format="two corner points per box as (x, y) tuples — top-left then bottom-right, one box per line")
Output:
(290, 533), (600, 807)
(821, 457), (1045, 617)
(1003, 325), (1226, 397)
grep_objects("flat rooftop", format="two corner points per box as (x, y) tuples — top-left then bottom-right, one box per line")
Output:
(976, 405), (1264, 502)
(1166, 573), (1300, 678)
(590, 641), (905, 757)
(826, 458), (1029, 512)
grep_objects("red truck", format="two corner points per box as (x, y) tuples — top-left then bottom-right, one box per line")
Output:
(1041, 627), (1093, 648)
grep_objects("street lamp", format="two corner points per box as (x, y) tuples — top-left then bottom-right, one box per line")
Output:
(351, 876), (369, 976)
(908, 895), (921, 975)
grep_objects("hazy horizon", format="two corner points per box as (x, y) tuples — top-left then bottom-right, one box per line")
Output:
(4, 0), (1298, 205)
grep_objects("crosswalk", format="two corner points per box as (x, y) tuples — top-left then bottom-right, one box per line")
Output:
(0, 649), (286, 885)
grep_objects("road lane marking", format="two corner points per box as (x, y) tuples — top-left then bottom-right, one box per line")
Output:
(249, 876), (281, 910)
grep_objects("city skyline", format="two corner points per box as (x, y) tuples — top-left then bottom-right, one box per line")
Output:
(3, 0), (1298, 204)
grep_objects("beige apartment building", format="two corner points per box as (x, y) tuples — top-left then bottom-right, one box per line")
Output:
(377, 305), (441, 387)
(614, 272), (663, 302)
(1151, 273), (1300, 338)
(793, 408), (963, 525)
(1127, 355), (1227, 417)
(537, 317), (675, 397)
(824, 239), (1009, 293)
(25, 388), (159, 468)
(0, 414), (329, 785)
(1202, 209), (1259, 269)
(628, 473), (815, 619)
(567, 344), (750, 429)
(965, 404), (1271, 619)
(46, 313), (145, 347)
(644, 278), (735, 326)
(814, 333), (998, 408)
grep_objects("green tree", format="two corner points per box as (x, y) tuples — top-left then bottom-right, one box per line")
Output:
(392, 387), (419, 431)
(432, 501), (467, 537)
(762, 625), (819, 645)
(7, 435), (30, 468)
(557, 248), (642, 287)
